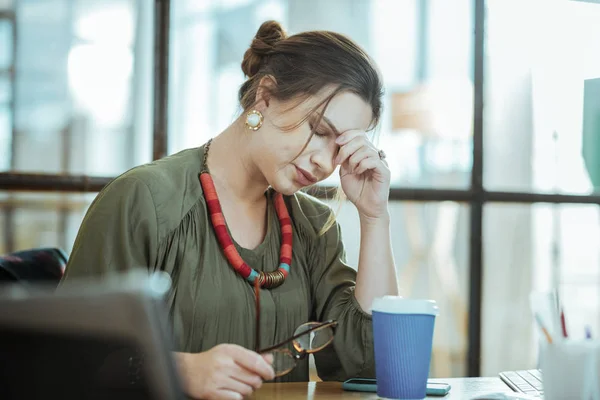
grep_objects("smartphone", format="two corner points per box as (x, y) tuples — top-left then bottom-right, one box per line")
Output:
(342, 378), (451, 396)
(341, 378), (377, 392)
(426, 382), (452, 396)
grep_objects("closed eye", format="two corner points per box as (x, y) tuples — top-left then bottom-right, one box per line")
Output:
(309, 121), (328, 137)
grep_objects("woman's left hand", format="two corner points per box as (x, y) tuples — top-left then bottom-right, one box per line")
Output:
(335, 130), (391, 219)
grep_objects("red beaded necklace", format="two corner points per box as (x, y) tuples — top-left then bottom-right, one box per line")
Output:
(199, 139), (292, 289)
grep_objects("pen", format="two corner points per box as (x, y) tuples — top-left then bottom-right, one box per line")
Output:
(560, 308), (568, 338)
(534, 313), (553, 344)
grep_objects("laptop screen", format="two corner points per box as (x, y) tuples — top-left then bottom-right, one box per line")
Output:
(0, 327), (155, 400)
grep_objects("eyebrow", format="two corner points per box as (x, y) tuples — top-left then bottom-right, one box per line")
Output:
(321, 115), (341, 136)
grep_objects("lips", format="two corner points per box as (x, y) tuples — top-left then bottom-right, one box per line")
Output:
(294, 166), (318, 186)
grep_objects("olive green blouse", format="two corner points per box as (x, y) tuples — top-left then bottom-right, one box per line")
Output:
(62, 146), (374, 382)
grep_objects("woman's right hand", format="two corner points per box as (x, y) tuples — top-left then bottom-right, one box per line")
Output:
(174, 344), (275, 400)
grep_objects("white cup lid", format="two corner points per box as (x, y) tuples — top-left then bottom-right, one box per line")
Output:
(371, 296), (439, 316)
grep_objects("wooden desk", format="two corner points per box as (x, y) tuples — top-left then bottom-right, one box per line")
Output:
(251, 378), (512, 399)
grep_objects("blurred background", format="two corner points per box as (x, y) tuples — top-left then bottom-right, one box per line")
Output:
(0, 0), (599, 380)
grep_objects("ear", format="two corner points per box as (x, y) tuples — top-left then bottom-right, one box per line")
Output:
(255, 75), (277, 110)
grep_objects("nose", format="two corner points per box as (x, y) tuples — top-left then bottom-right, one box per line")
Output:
(310, 142), (337, 178)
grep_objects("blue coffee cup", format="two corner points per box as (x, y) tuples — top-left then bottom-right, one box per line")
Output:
(372, 297), (439, 400)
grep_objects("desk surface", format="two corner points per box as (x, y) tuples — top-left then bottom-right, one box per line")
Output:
(251, 378), (512, 400)
(251, 378), (512, 399)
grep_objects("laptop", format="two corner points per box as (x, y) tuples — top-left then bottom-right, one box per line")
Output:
(0, 270), (184, 400)
(499, 369), (543, 398)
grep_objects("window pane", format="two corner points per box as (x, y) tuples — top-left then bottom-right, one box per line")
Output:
(329, 199), (469, 377)
(0, 77), (10, 103)
(0, 19), (12, 70)
(0, 192), (95, 255)
(482, 203), (600, 376)
(8, 0), (153, 175)
(484, 0), (600, 194)
(0, 0), (13, 12)
(0, 105), (10, 170)
(169, 0), (474, 189)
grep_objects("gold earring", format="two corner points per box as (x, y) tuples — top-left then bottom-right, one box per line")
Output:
(245, 110), (264, 131)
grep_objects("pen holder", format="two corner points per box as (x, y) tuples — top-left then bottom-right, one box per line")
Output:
(540, 340), (600, 400)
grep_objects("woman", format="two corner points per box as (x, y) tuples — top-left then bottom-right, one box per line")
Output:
(62, 20), (398, 400)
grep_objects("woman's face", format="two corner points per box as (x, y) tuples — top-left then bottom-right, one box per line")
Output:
(251, 90), (373, 195)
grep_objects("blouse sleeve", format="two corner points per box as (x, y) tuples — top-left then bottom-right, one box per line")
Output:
(62, 176), (159, 281)
(310, 220), (375, 381)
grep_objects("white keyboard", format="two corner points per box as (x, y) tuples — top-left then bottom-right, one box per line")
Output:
(499, 369), (543, 398)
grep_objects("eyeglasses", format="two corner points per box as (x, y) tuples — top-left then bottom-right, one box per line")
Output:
(254, 278), (338, 378)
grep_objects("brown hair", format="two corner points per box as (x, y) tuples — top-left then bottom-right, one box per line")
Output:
(239, 21), (383, 126)
(239, 20), (384, 234)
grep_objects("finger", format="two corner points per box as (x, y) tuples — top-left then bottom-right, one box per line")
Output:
(347, 147), (375, 173)
(262, 353), (274, 365)
(230, 348), (275, 381)
(231, 365), (264, 390)
(335, 129), (366, 146)
(354, 156), (382, 176)
(218, 378), (255, 398)
(335, 135), (374, 165)
(213, 389), (244, 400)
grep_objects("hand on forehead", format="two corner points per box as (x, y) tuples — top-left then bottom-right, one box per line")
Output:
(268, 87), (373, 135)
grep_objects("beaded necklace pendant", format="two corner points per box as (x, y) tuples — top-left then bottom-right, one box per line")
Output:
(199, 139), (292, 289)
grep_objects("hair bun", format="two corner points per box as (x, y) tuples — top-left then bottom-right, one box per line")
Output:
(241, 20), (287, 78)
